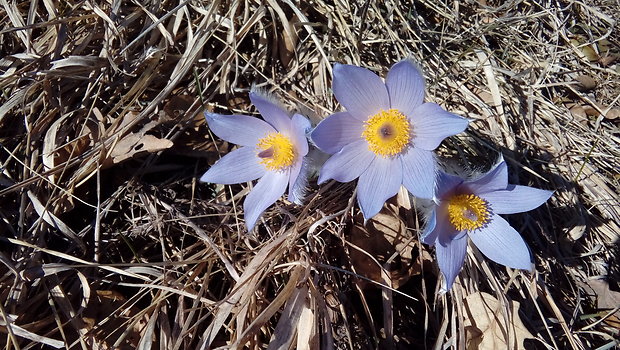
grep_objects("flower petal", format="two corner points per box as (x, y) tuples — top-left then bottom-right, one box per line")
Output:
(357, 157), (403, 220)
(291, 113), (311, 156)
(244, 170), (289, 231)
(481, 185), (553, 214)
(317, 140), (374, 184)
(287, 159), (306, 204)
(436, 234), (468, 291)
(435, 171), (464, 200)
(466, 160), (508, 194)
(200, 146), (265, 184)
(409, 103), (468, 151)
(205, 113), (275, 146)
(386, 60), (425, 116)
(332, 63), (390, 121)
(421, 209), (438, 243)
(249, 91), (292, 133)
(423, 206), (460, 245)
(401, 148), (436, 199)
(310, 112), (364, 154)
(469, 214), (533, 271)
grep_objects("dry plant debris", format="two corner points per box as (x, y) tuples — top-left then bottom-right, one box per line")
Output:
(0, 0), (619, 349)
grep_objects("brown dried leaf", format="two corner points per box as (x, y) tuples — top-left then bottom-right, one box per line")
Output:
(604, 108), (619, 120)
(584, 279), (620, 317)
(463, 292), (534, 350)
(569, 104), (588, 125)
(574, 75), (597, 91)
(110, 134), (173, 164)
(349, 193), (419, 289)
(162, 95), (194, 120)
(598, 54), (618, 67)
(571, 38), (600, 62)
(83, 290), (145, 349)
(296, 291), (318, 350)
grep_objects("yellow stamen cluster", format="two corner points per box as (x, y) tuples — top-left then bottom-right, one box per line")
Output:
(447, 194), (491, 231)
(361, 109), (412, 157)
(256, 132), (295, 171)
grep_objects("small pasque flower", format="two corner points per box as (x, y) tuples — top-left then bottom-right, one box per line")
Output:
(311, 59), (468, 220)
(201, 91), (310, 231)
(422, 159), (553, 290)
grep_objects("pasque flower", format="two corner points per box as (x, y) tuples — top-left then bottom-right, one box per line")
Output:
(311, 59), (468, 220)
(422, 160), (553, 290)
(201, 91), (310, 231)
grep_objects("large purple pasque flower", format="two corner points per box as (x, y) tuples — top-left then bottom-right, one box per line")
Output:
(200, 91), (310, 231)
(310, 59), (469, 220)
(422, 159), (553, 290)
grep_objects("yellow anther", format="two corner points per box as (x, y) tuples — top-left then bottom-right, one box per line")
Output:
(256, 133), (295, 171)
(447, 194), (491, 231)
(361, 109), (411, 157)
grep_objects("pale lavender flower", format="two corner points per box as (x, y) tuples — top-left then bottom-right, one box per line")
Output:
(201, 91), (310, 231)
(422, 160), (553, 290)
(311, 60), (468, 220)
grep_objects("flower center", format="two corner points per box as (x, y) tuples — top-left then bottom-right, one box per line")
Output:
(256, 132), (295, 171)
(361, 109), (411, 157)
(447, 194), (491, 231)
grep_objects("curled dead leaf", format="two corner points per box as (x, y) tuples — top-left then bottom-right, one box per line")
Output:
(575, 75), (597, 91)
(162, 95), (195, 120)
(349, 193), (426, 289)
(110, 134), (173, 164)
(604, 108), (619, 120)
(582, 279), (620, 318)
(463, 292), (534, 350)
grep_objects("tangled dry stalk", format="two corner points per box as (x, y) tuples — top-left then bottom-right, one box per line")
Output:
(0, 0), (619, 349)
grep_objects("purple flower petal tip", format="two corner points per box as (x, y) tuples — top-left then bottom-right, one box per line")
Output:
(310, 112), (364, 154)
(203, 112), (275, 147)
(248, 90), (292, 133)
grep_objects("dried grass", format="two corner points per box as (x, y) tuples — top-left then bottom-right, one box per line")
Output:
(1, 0), (619, 349)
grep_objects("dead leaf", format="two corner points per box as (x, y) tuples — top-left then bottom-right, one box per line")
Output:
(463, 292), (534, 350)
(83, 289), (146, 349)
(575, 75), (597, 91)
(110, 134), (173, 164)
(571, 38), (600, 62)
(604, 108), (619, 120)
(568, 104), (588, 126)
(599, 54), (617, 67)
(583, 279), (620, 318)
(265, 0), (298, 67)
(162, 94), (194, 120)
(349, 192), (423, 289)
(582, 104), (601, 117)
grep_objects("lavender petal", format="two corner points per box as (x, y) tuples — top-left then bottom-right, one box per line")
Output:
(357, 157), (403, 220)
(467, 159), (508, 194)
(200, 146), (265, 184)
(244, 170), (289, 231)
(469, 214), (533, 271)
(205, 113), (275, 146)
(386, 60), (426, 116)
(401, 148), (436, 199)
(291, 113), (311, 156)
(249, 91), (292, 133)
(436, 234), (468, 291)
(332, 63), (390, 121)
(435, 171), (464, 200)
(310, 112), (364, 154)
(317, 140), (374, 184)
(287, 159), (306, 204)
(481, 185), (553, 214)
(409, 103), (468, 151)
